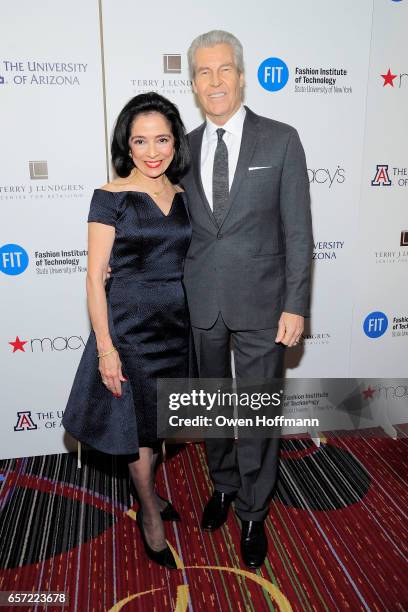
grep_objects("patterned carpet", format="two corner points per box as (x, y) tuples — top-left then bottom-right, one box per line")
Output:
(0, 435), (407, 611)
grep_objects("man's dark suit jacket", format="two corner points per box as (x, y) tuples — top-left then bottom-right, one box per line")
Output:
(182, 106), (313, 330)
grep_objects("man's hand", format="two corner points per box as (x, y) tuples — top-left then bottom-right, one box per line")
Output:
(275, 312), (304, 347)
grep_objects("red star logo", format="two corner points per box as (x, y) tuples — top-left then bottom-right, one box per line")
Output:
(381, 68), (397, 87)
(362, 386), (376, 400)
(9, 336), (28, 353)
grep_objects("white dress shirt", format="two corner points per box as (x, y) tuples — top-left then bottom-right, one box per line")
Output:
(200, 105), (246, 210)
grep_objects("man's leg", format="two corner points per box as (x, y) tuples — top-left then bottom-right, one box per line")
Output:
(192, 313), (240, 494)
(231, 327), (284, 566)
(232, 328), (284, 521)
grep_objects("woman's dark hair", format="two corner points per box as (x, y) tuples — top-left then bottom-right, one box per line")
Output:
(111, 92), (191, 183)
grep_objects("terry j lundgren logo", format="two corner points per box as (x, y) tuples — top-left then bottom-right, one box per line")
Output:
(163, 54), (181, 74)
(130, 53), (191, 95)
(374, 232), (408, 264)
(29, 160), (48, 180)
(0, 161), (85, 200)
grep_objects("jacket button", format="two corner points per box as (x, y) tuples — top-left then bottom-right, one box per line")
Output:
(217, 234), (223, 240)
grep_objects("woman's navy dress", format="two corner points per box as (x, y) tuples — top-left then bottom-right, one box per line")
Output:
(62, 189), (193, 455)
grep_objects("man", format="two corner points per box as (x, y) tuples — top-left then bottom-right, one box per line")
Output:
(182, 30), (313, 568)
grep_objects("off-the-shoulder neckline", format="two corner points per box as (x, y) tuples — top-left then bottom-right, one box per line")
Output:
(94, 188), (185, 195)
(93, 189), (184, 218)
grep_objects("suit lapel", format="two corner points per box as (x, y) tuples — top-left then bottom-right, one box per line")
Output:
(190, 107), (260, 231)
(218, 107), (259, 230)
(228, 108), (259, 205)
(190, 124), (218, 229)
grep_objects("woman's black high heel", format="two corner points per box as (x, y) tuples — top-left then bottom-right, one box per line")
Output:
(129, 482), (181, 522)
(136, 507), (177, 569)
(158, 494), (181, 522)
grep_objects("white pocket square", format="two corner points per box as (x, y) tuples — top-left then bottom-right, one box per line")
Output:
(248, 166), (273, 171)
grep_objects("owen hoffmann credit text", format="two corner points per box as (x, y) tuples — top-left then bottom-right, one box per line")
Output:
(167, 390), (320, 429)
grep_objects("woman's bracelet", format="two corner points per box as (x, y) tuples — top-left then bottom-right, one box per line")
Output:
(98, 346), (117, 359)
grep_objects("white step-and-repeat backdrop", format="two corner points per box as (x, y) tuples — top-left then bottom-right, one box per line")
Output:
(1, 0), (407, 459)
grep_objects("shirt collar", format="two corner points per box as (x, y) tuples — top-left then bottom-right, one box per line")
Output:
(204, 105), (246, 140)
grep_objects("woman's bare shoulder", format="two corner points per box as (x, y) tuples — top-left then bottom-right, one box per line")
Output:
(98, 178), (130, 192)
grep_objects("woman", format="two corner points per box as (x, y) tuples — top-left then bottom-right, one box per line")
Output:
(62, 92), (192, 570)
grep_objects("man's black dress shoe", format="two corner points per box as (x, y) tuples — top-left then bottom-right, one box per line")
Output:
(201, 490), (237, 531)
(136, 508), (177, 569)
(240, 520), (267, 568)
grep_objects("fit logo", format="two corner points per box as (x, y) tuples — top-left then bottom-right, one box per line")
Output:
(363, 312), (388, 338)
(258, 57), (289, 92)
(0, 244), (29, 275)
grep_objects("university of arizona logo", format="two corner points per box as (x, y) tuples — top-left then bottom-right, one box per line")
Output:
(371, 164), (392, 186)
(14, 411), (37, 431)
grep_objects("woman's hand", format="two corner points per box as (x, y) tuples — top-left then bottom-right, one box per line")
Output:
(86, 221), (125, 396)
(99, 350), (127, 397)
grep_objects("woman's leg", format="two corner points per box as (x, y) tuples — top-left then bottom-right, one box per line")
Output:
(128, 446), (166, 551)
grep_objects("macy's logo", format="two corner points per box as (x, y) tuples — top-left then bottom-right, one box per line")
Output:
(8, 335), (86, 353)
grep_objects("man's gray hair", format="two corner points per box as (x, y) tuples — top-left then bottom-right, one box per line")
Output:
(188, 30), (244, 78)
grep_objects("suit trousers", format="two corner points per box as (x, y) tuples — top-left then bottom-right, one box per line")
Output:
(192, 313), (285, 521)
